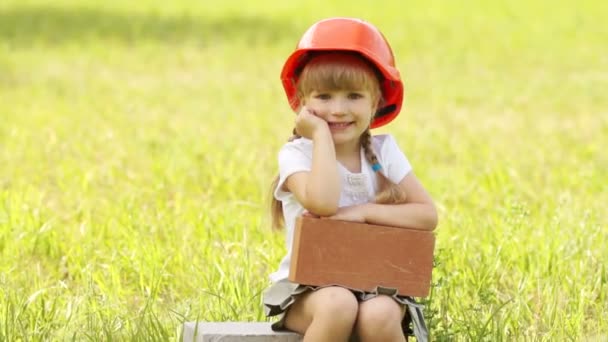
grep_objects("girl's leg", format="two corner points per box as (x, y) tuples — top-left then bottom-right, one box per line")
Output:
(284, 286), (359, 342)
(356, 295), (407, 342)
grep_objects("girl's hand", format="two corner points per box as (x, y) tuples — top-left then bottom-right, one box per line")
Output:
(322, 205), (368, 223)
(295, 106), (328, 139)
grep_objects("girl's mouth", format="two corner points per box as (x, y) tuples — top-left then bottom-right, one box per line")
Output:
(328, 122), (354, 130)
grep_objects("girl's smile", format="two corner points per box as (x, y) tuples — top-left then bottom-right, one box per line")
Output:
(327, 121), (354, 130)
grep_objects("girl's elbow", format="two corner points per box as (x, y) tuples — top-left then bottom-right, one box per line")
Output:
(306, 202), (338, 216)
(304, 189), (339, 216)
(302, 196), (339, 216)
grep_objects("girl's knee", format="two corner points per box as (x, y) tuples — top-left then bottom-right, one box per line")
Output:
(313, 286), (359, 322)
(284, 287), (358, 334)
(356, 296), (404, 340)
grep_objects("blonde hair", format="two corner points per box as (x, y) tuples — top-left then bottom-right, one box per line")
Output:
(295, 52), (382, 106)
(270, 52), (407, 230)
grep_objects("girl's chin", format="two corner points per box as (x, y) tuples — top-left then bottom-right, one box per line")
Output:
(330, 134), (359, 146)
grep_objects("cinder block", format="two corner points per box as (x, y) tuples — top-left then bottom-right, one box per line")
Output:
(289, 216), (435, 297)
(182, 322), (302, 342)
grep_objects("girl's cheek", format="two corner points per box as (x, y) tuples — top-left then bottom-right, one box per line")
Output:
(305, 104), (324, 116)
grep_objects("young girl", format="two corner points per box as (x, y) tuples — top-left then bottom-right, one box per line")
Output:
(263, 18), (438, 342)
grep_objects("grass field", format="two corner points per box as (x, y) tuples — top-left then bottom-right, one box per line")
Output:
(1, 0), (607, 340)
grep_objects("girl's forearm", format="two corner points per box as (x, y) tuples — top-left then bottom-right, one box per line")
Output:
(305, 129), (341, 215)
(361, 202), (438, 231)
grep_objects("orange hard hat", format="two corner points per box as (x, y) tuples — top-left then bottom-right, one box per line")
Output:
(280, 17), (404, 129)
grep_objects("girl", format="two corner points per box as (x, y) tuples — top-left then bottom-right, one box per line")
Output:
(264, 17), (438, 342)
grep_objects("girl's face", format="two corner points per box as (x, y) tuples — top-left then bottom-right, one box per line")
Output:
(304, 88), (376, 148)
(296, 53), (382, 151)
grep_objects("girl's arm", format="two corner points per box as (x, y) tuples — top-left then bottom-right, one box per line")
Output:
(284, 108), (341, 216)
(326, 172), (437, 230)
(362, 172), (438, 230)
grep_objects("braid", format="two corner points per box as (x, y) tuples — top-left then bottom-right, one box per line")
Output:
(288, 127), (302, 142)
(360, 129), (407, 204)
(361, 129), (379, 165)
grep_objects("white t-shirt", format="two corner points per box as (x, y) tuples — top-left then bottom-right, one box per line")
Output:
(269, 134), (413, 283)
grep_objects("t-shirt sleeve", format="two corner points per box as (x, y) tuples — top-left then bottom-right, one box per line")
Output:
(380, 134), (413, 184)
(274, 141), (312, 201)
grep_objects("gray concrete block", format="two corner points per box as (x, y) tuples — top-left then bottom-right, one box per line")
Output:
(183, 322), (302, 342)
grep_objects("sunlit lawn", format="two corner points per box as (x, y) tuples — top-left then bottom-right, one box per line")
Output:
(1, 0), (607, 340)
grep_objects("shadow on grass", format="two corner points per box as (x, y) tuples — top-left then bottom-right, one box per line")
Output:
(0, 6), (299, 47)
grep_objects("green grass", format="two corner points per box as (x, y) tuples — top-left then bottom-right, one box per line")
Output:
(1, 0), (607, 340)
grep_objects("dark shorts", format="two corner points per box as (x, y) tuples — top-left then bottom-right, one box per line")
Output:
(263, 280), (428, 342)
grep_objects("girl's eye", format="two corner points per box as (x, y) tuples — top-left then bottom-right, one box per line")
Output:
(314, 93), (331, 100)
(348, 93), (363, 99)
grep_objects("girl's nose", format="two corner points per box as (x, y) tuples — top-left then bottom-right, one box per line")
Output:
(329, 98), (347, 115)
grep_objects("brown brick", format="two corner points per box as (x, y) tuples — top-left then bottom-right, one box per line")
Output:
(289, 216), (435, 297)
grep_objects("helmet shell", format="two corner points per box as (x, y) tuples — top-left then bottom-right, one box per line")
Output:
(281, 17), (404, 129)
